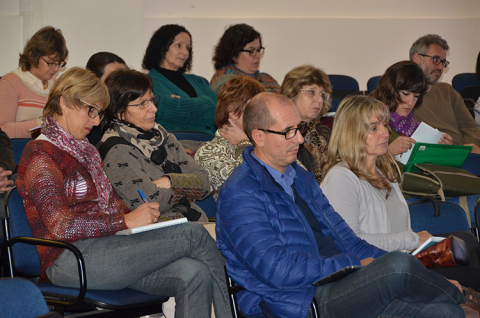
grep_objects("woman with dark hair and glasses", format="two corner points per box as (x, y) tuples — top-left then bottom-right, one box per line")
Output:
(211, 23), (280, 94)
(142, 24), (217, 135)
(17, 67), (230, 318)
(0, 26), (68, 138)
(370, 60), (453, 157)
(98, 69), (210, 222)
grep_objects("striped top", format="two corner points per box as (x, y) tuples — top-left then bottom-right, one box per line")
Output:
(0, 69), (54, 138)
(210, 64), (280, 94)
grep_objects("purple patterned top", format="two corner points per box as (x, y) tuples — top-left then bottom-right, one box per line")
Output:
(389, 111), (418, 137)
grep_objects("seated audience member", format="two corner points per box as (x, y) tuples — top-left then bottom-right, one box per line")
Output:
(86, 51), (127, 82)
(194, 76), (265, 200)
(321, 95), (480, 292)
(370, 60), (453, 156)
(99, 69), (210, 222)
(0, 26), (68, 138)
(321, 95), (432, 252)
(16, 67), (230, 318)
(142, 24), (217, 135)
(410, 34), (480, 154)
(281, 65), (332, 183)
(211, 24), (280, 94)
(474, 51), (480, 128)
(86, 51), (127, 145)
(216, 92), (476, 318)
(0, 127), (16, 238)
(0, 128), (15, 193)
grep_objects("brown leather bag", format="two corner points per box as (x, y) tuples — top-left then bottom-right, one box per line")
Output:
(415, 236), (470, 268)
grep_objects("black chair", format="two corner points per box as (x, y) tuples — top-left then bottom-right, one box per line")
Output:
(225, 267), (320, 318)
(452, 73), (480, 92)
(328, 75), (363, 105)
(460, 86), (480, 118)
(2, 187), (168, 317)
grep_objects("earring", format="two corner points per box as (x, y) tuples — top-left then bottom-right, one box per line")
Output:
(234, 119), (236, 124)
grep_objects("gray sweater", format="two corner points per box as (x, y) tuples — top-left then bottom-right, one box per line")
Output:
(321, 162), (419, 251)
(100, 126), (210, 222)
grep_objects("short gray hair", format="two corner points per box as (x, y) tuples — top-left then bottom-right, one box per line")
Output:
(409, 34), (449, 60)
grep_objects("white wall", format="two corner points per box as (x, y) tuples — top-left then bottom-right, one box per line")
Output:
(1, 0), (479, 90)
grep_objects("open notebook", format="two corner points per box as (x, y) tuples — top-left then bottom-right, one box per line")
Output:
(115, 217), (187, 235)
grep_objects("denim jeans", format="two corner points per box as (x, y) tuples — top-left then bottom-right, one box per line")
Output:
(308, 252), (465, 318)
(46, 222), (231, 318)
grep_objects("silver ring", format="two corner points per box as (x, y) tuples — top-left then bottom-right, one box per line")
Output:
(225, 127), (229, 132)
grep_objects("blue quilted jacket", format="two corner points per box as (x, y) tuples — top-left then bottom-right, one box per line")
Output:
(216, 147), (386, 318)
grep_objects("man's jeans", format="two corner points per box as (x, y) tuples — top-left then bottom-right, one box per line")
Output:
(46, 222), (231, 318)
(309, 252), (465, 318)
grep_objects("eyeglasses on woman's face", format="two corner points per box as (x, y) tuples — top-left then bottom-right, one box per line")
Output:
(41, 56), (66, 68)
(127, 95), (159, 109)
(240, 47), (265, 57)
(300, 89), (330, 101)
(80, 100), (104, 121)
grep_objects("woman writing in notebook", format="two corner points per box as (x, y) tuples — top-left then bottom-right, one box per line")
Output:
(16, 67), (231, 318)
(98, 69), (210, 222)
(370, 60), (453, 157)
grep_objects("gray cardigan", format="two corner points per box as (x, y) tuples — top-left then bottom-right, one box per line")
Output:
(320, 162), (419, 251)
(100, 126), (210, 222)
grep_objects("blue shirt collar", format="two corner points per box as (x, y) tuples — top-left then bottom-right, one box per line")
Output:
(252, 152), (296, 198)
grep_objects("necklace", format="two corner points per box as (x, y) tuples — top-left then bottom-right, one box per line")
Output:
(42, 81), (48, 90)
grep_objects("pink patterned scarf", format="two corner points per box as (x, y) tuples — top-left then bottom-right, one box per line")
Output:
(41, 116), (113, 212)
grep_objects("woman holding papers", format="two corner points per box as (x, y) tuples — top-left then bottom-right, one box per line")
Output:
(370, 60), (453, 156)
(321, 95), (480, 291)
(98, 69), (210, 222)
(16, 68), (231, 318)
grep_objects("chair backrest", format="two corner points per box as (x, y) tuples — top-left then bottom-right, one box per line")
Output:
(408, 199), (470, 234)
(460, 86), (480, 101)
(170, 131), (214, 142)
(4, 187), (42, 275)
(0, 278), (51, 317)
(328, 75), (360, 91)
(195, 195), (216, 218)
(11, 139), (30, 165)
(366, 76), (382, 94)
(452, 73), (480, 92)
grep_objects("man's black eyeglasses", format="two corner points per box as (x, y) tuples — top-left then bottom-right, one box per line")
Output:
(258, 122), (306, 140)
(418, 54), (450, 68)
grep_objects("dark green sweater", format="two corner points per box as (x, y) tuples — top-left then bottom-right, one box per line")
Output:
(149, 68), (217, 135)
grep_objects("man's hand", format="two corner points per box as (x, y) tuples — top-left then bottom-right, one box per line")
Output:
(388, 136), (416, 156)
(0, 168), (13, 193)
(360, 257), (375, 266)
(465, 144), (480, 155)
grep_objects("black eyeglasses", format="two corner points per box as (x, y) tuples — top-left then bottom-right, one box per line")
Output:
(258, 122), (306, 140)
(80, 101), (104, 120)
(41, 57), (66, 68)
(418, 54), (450, 68)
(127, 95), (158, 109)
(240, 47), (265, 57)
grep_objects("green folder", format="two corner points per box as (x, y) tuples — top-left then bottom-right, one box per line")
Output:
(403, 143), (473, 172)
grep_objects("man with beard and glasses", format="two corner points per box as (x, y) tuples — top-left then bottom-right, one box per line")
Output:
(410, 34), (480, 154)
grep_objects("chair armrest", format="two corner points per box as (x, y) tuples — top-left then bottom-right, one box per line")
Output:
(2, 236), (87, 308)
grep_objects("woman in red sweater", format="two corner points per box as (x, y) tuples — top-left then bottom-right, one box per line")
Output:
(16, 67), (230, 318)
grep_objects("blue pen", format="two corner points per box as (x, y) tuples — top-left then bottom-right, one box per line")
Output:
(138, 189), (149, 203)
